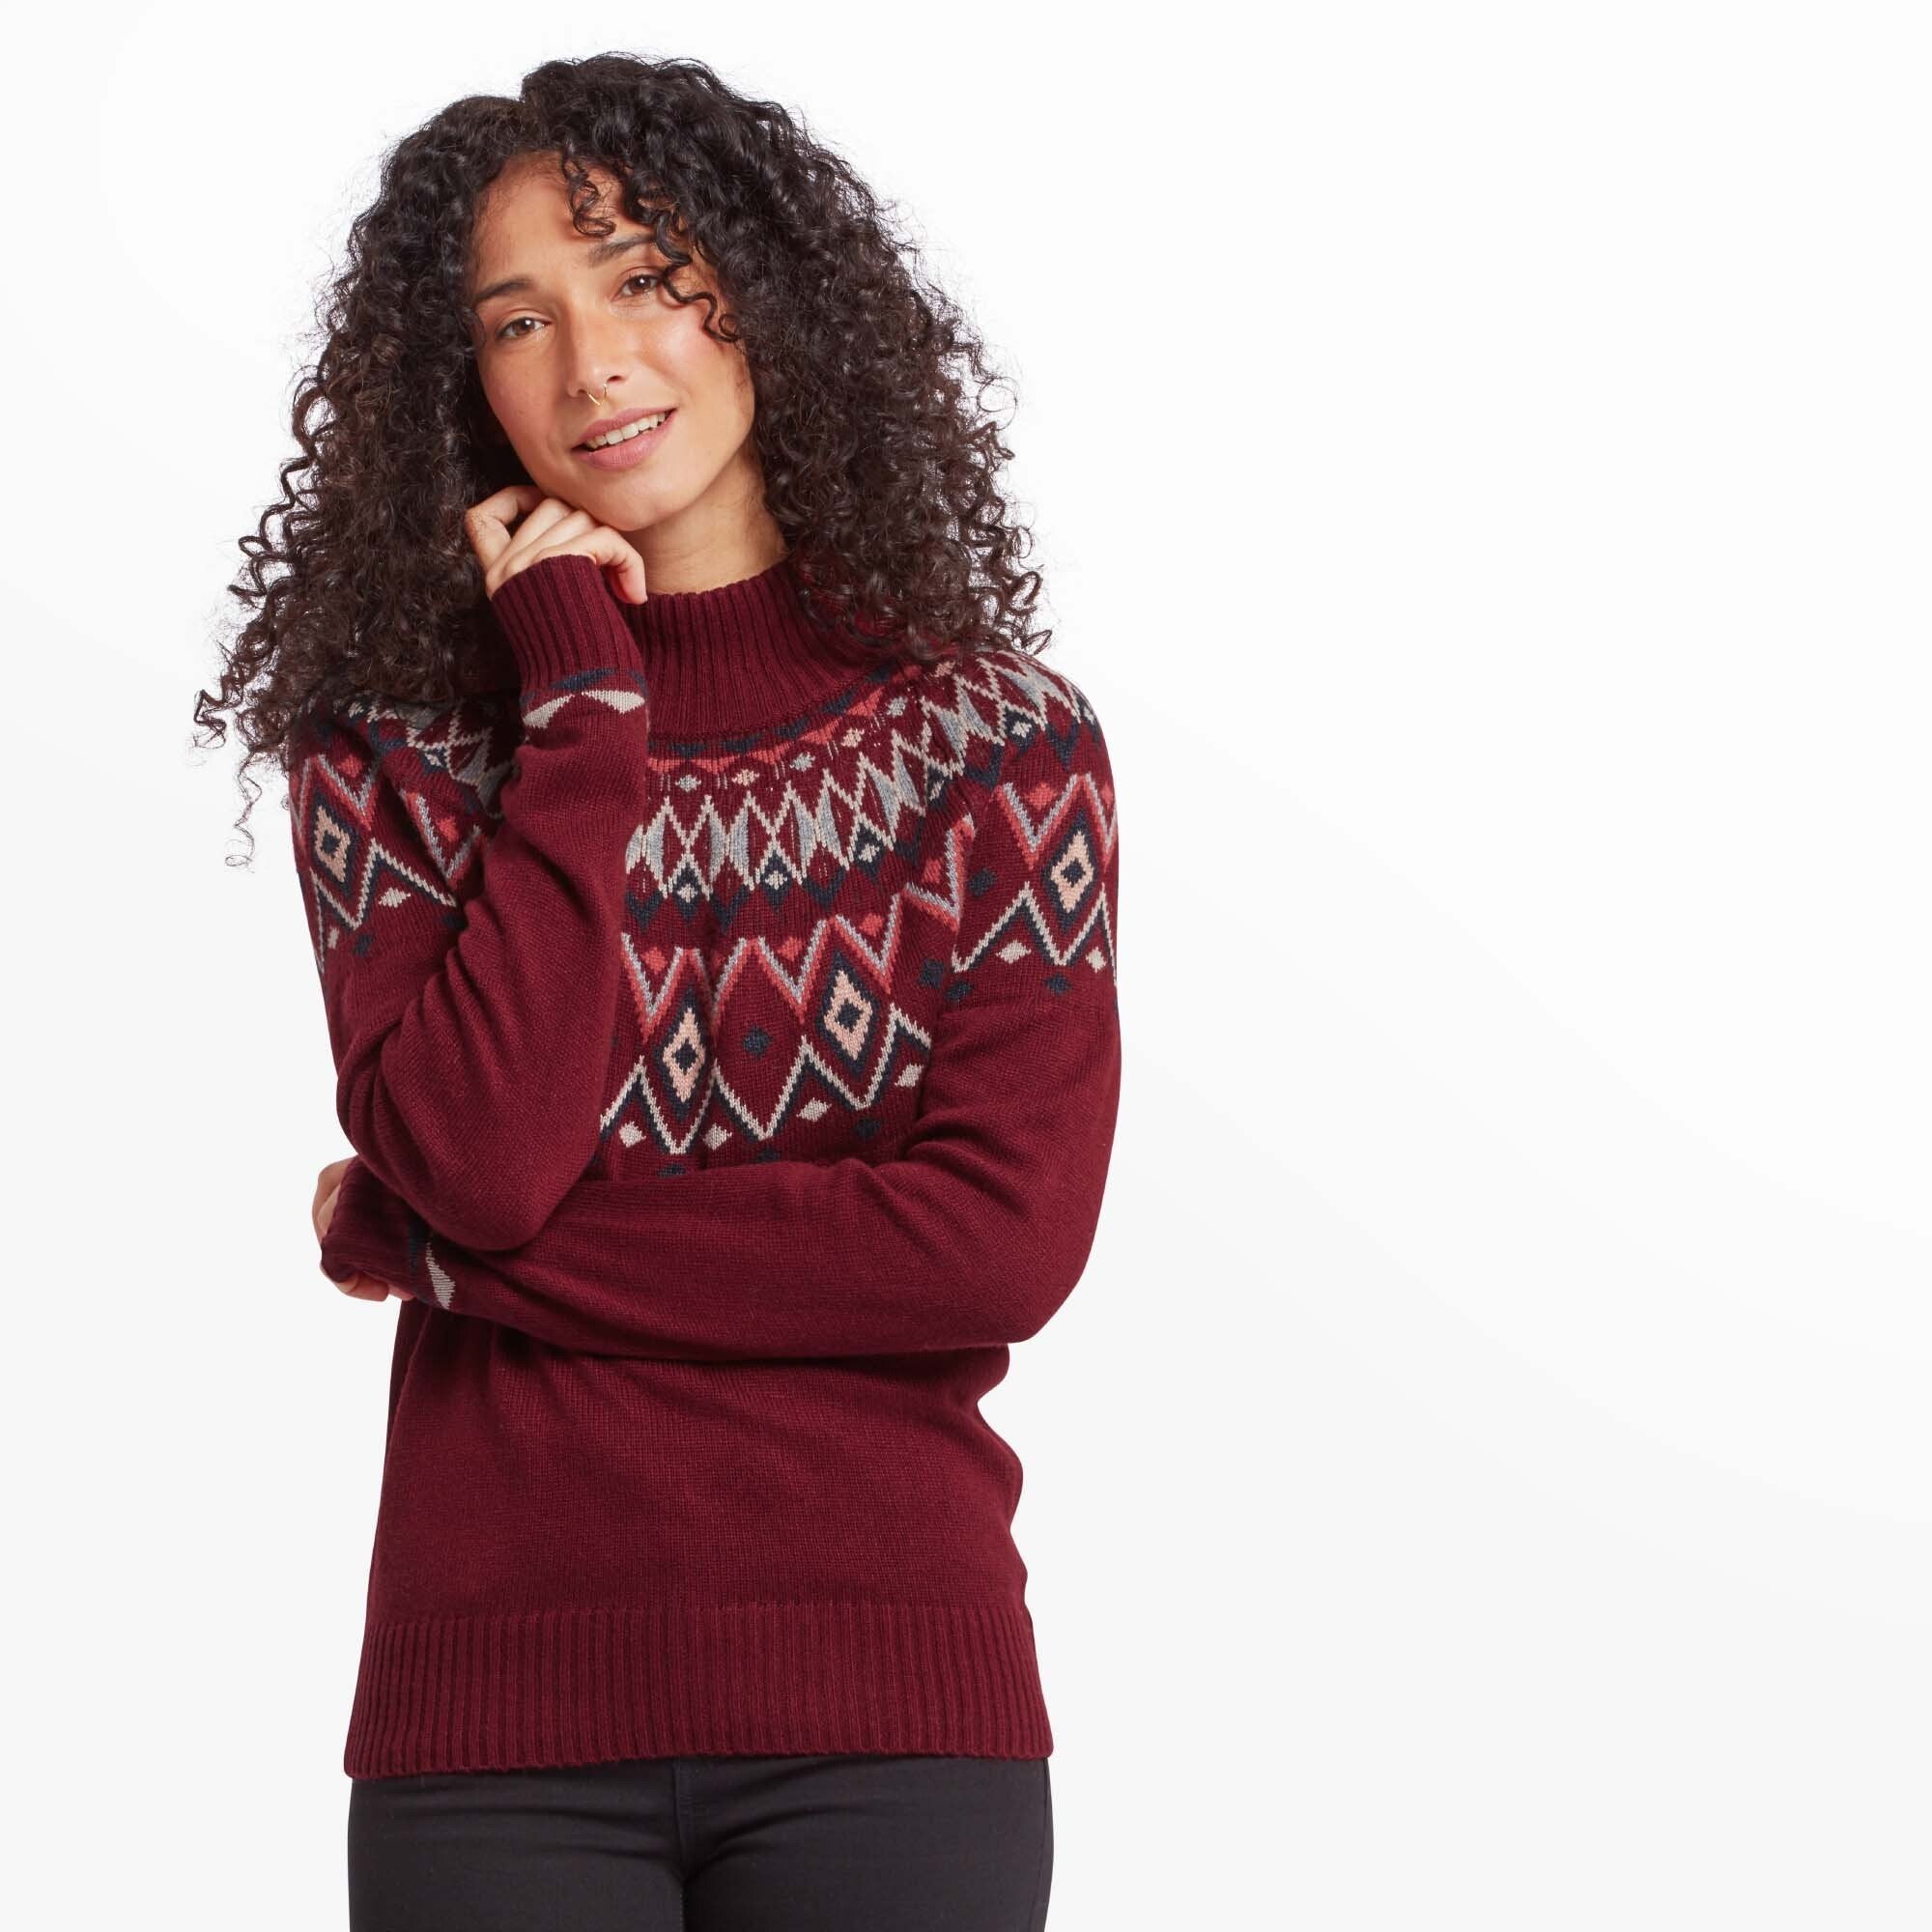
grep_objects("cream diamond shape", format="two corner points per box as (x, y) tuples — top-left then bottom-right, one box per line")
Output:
(660, 1008), (708, 1104)
(820, 966), (875, 1058)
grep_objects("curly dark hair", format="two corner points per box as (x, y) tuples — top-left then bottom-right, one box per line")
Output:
(193, 49), (1056, 866)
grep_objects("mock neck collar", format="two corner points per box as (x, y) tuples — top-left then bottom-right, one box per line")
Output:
(618, 554), (885, 741)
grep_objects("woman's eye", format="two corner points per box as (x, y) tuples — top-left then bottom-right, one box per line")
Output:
(494, 273), (661, 342)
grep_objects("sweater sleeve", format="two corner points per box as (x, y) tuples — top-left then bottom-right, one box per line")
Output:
(316, 688), (1123, 1358)
(290, 554), (655, 1250)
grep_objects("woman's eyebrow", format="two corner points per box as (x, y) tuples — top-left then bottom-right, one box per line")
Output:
(470, 233), (662, 307)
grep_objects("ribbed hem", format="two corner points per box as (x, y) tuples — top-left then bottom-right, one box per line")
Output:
(487, 554), (644, 689)
(344, 1599), (1052, 1778)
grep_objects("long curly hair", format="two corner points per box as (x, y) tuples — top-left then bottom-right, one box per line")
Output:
(194, 49), (1055, 865)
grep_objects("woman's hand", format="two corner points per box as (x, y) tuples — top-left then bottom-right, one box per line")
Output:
(464, 483), (648, 605)
(314, 1156), (407, 1301)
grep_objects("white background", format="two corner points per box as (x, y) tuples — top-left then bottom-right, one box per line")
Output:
(6, 2), (1928, 1926)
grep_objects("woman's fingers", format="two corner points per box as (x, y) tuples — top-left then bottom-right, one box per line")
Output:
(464, 487), (648, 605)
(510, 526), (649, 604)
(312, 1154), (404, 1299)
(469, 491), (589, 590)
(327, 1264), (404, 1302)
(314, 1155), (353, 1241)
(490, 507), (595, 591)
(462, 483), (548, 573)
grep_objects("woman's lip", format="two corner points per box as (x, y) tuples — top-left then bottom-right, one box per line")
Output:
(573, 411), (675, 469)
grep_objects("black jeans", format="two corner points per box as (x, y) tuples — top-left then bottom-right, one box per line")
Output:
(348, 1751), (1053, 1931)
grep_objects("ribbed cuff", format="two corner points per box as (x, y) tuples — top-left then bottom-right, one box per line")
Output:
(488, 554), (645, 690)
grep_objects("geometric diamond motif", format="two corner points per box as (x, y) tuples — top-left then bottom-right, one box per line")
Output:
(1045, 819), (1094, 922)
(657, 995), (710, 1113)
(310, 803), (355, 887)
(814, 955), (876, 1072)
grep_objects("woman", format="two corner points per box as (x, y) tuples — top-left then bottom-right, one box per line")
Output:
(199, 50), (1119, 1932)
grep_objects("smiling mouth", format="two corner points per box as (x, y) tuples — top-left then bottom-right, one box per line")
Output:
(575, 410), (676, 451)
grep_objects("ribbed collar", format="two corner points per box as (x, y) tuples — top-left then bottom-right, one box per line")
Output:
(619, 554), (884, 741)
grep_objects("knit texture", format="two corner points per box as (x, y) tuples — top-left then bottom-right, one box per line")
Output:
(287, 551), (1122, 1778)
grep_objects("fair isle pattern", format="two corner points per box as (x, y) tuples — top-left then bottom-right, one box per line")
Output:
(292, 668), (649, 975)
(607, 925), (946, 1160)
(293, 645), (1116, 1168)
(290, 693), (513, 977)
(605, 649), (1109, 932)
(522, 662), (651, 731)
(648, 666), (918, 782)
(952, 758), (1118, 991)
(597, 649), (1114, 1164)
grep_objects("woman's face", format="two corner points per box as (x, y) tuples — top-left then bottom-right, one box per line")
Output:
(464, 154), (775, 582)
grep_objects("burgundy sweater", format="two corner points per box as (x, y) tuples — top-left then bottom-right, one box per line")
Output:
(287, 552), (1122, 1779)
